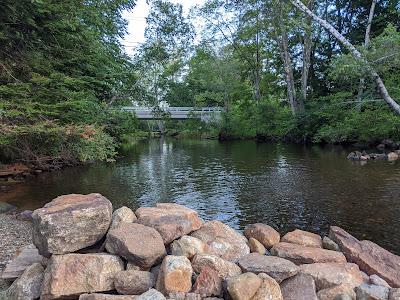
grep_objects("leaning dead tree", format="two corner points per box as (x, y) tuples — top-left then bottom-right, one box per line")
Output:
(290, 0), (400, 115)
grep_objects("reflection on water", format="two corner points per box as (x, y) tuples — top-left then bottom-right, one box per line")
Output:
(2, 139), (400, 254)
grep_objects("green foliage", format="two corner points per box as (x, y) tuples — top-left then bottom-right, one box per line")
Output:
(0, 0), (138, 166)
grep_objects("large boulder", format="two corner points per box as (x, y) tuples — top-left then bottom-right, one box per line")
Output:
(136, 203), (203, 244)
(252, 273), (283, 300)
(270, 242), (346, 265)
(191, 254), (242, 280)
(281, 229), (322, 248)
(227, 273), (262, 300)
(105, 222), (166, 269)
(156, 255), (193, 296)
(32, 193), (113, 256)
(110, 206), (137, 229)
(280, 273), (318, 300)
(244, 223), (280, 249)
(114, 270), (156, 295)
(170, 236), (208, 259)
(299, 263), (366, 290)
(191, 221), (249, 261)
(1, 244), (44, 280)
(6, 263), (44, 300)
(329, 226), (400, 287)
(192, 267), (222, 297)
(41, 253), (124, 300)
(237, 253), (298, 283)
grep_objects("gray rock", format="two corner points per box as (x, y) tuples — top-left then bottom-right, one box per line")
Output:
(79, 295), (136, 300)
(1, 244), (44, 280)
(323, 236), (340, 252)
(137, 289), (166, 300)
(280, 273), (318, 300)
(238, 253), (298, 283)
(333, 294), (354, 300)
(389, 288), (400, 300)
(356, 283), (390, 300)
(370, 274), (391, 288)
(114, 270), (156, 295)
(6, 263), (44, 300)
(110, 206), (137, 229)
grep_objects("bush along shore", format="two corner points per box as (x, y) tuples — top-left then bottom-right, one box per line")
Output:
(1, 194), (400, 300)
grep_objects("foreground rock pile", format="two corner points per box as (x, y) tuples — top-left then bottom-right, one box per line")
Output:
(1, 193), (400, 300)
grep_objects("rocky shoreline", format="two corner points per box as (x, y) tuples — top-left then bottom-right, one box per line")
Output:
(1, 193), (400, 300)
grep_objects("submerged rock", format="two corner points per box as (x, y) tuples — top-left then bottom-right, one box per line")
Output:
(244, 223), (280, 249)
(32, 193), (113, 256)
(136, 203), (203, 244)
(191, 221), (249, 261)
(105, 222), (166, 269)
(270, 242), (346, 265)
(41, 253), (124, 300)
(329, 226), (400, 288)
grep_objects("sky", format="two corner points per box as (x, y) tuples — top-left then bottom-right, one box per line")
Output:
(122, 0), (206, 55)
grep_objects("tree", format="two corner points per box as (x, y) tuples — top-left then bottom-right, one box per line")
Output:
(357, 0), (377, 102)
(290, 0), (400, 115)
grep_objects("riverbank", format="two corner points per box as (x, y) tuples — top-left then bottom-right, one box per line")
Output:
(1, 193), (400, 299)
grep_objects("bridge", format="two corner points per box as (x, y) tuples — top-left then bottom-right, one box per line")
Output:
(122, 106), (224, 122)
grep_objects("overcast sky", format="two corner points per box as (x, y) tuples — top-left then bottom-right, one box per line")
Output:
(122, 0), (206, 55)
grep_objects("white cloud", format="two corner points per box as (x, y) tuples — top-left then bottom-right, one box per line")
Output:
(122, 0), (205, 55)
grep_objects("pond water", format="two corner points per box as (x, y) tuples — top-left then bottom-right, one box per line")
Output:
(2, 139), (400, 254)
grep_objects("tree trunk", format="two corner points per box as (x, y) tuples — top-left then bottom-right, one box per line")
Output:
(357, 0), (377, 103)
(301, 0), (314, 102)
(290, 0), (400, 115)
(276, 3), (304, 115)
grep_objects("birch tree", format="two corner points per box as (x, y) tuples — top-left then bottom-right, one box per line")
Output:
(290, 0), (400, 115)
(357, 0), (377, 102)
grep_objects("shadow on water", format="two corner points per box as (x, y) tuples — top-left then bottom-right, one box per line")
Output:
(2, 138), (400, 254)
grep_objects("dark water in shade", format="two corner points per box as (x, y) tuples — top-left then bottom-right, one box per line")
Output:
(1, 139), (400, 254)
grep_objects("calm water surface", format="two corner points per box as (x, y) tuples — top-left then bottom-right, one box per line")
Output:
(2, 139), (400, 254)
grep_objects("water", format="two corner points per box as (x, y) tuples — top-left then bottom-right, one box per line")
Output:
(2, 139), (400, 254)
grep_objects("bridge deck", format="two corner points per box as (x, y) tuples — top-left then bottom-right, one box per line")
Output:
(123, 107), (224, 121)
